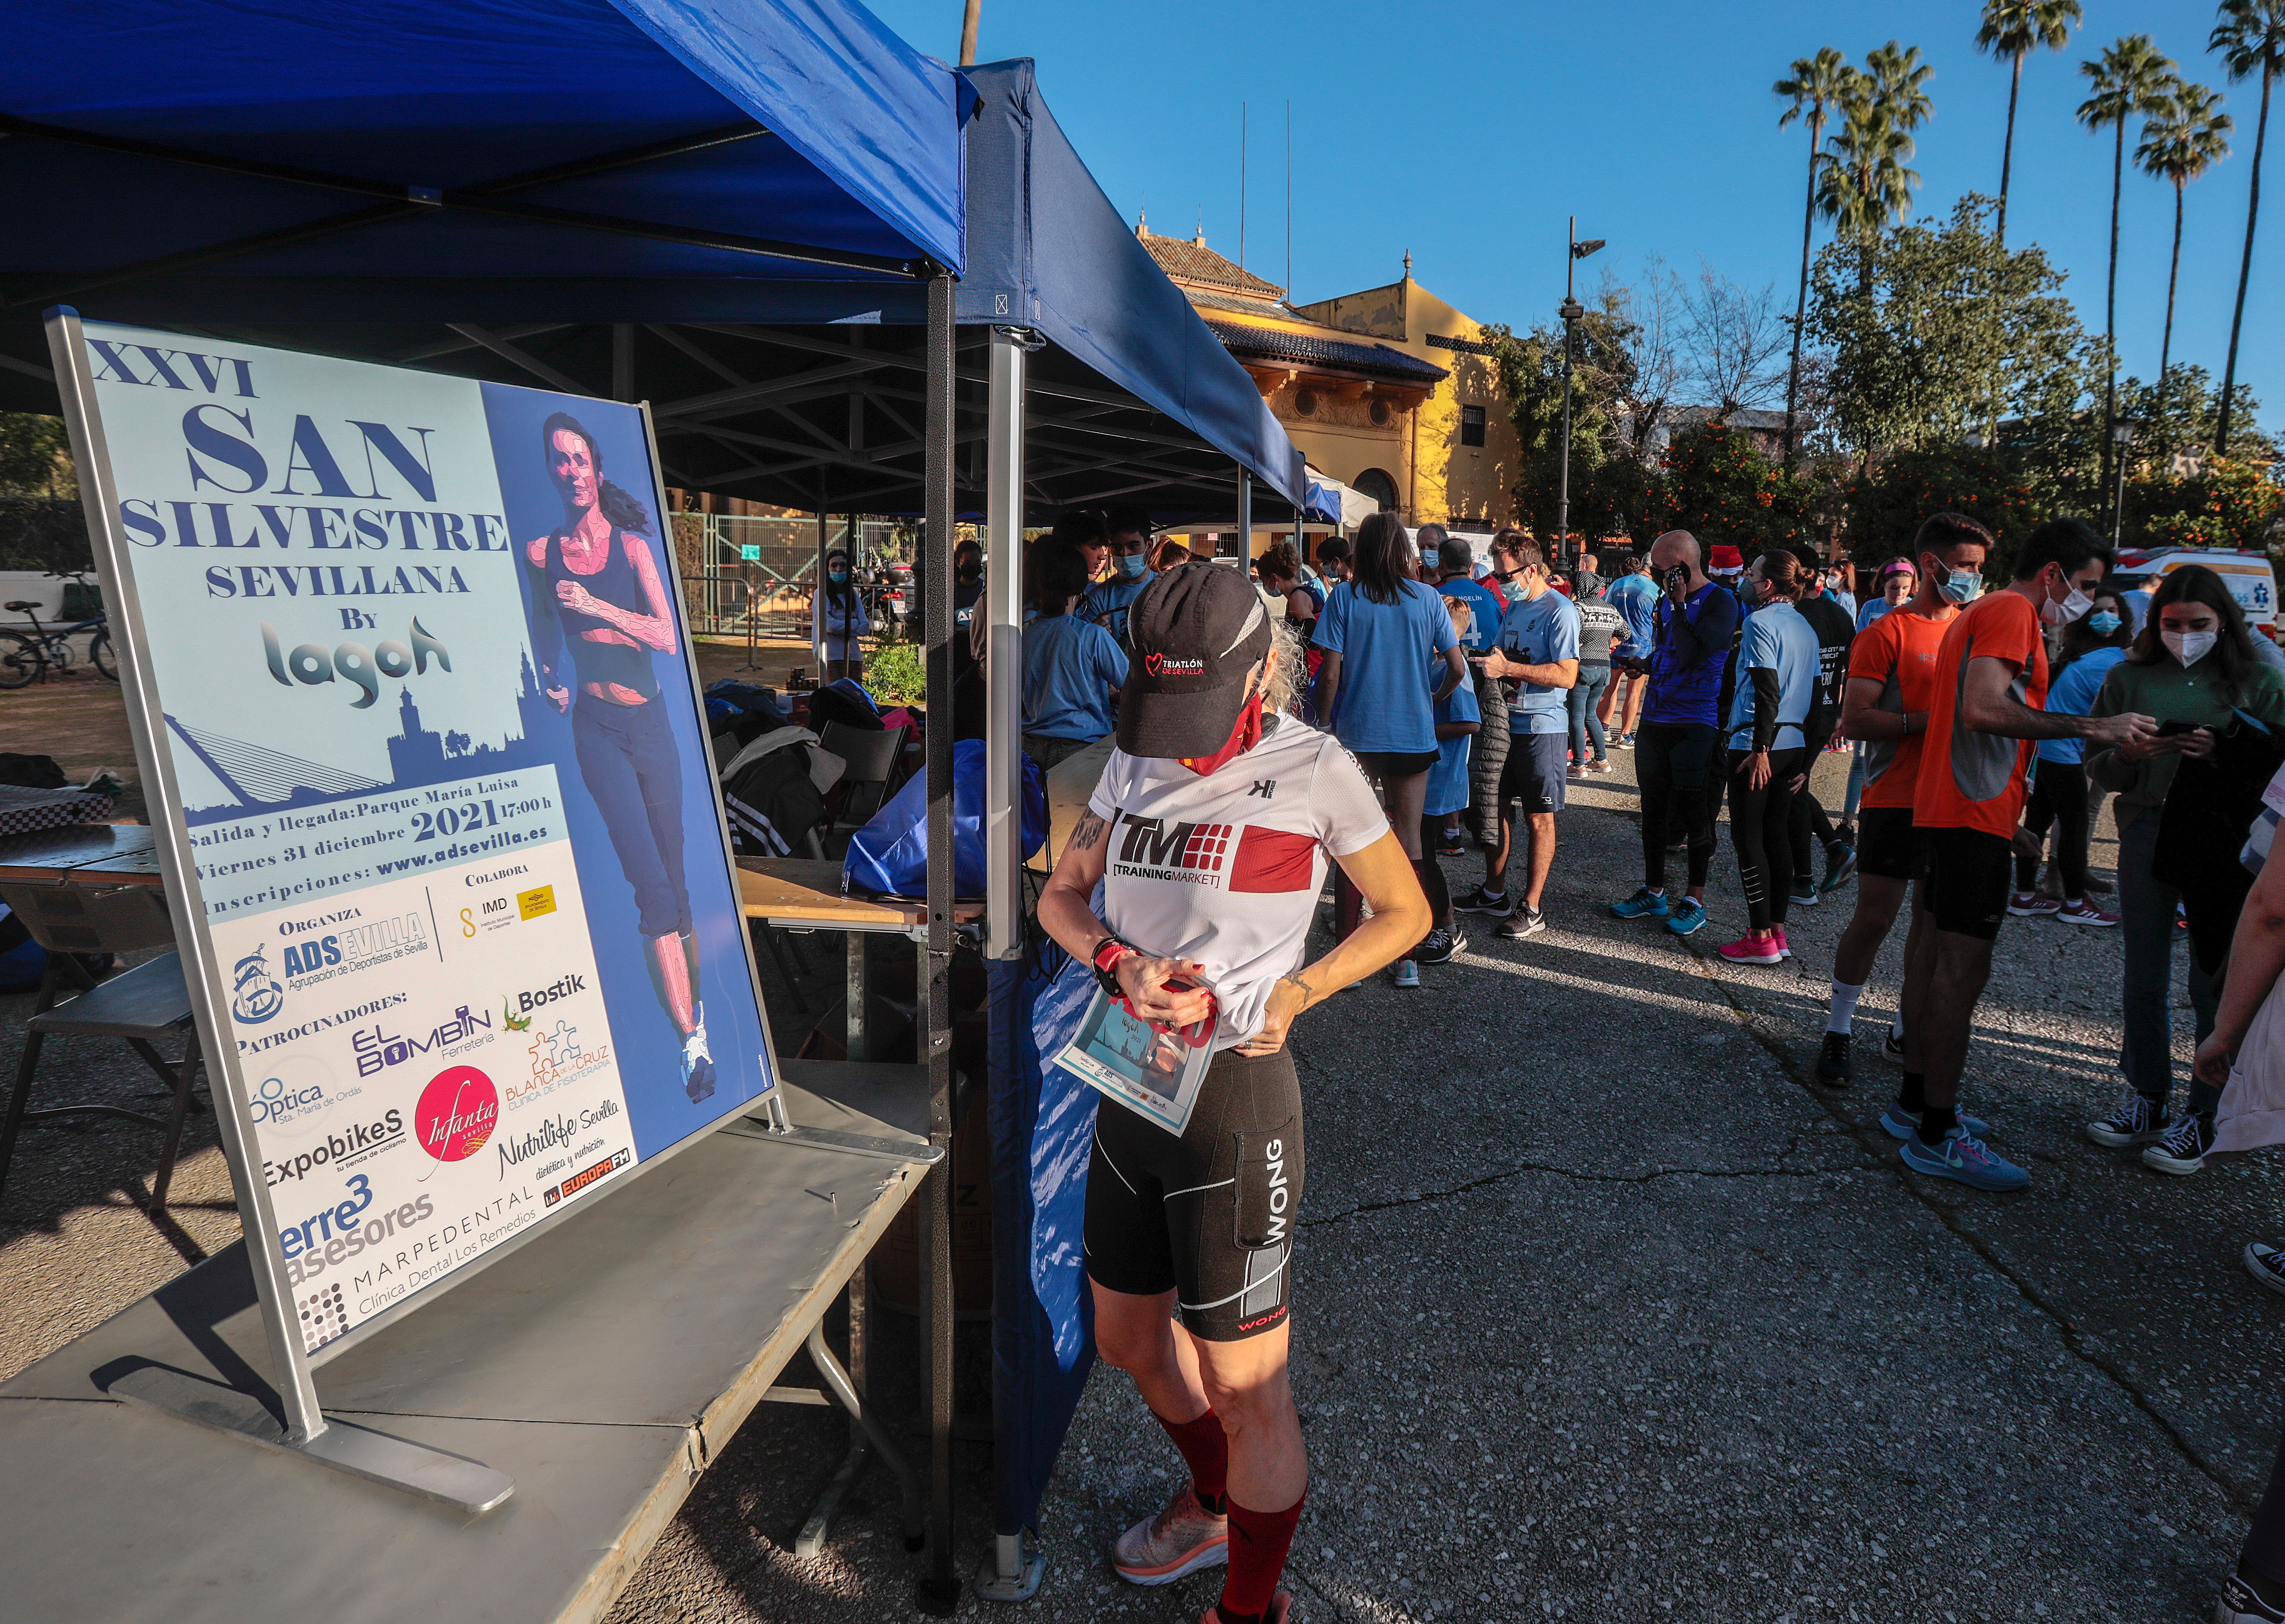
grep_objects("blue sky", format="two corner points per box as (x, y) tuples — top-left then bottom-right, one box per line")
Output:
(868, 0), (2281, 433)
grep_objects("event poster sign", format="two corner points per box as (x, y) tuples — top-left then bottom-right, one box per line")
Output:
(65, 319), (774, 1359)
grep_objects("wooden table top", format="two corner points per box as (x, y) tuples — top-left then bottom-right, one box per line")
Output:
(735, 856), (980, 930)
(1043, 734), (1114, 867)
(0, 823), (159, 885)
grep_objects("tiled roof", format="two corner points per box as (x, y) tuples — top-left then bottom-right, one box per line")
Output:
(1138, 231), (1288, 300)
(1202, 320), (1449, 383)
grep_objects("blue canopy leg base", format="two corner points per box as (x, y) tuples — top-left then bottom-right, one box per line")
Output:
(973, 1530), (1045, 1603)
(104, 1364), (513, 1515)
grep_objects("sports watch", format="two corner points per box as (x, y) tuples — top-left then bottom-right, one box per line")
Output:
(1091, 935), (1140, 997)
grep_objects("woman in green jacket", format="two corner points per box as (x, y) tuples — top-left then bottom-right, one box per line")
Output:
(2083, 566), (2285, 1172)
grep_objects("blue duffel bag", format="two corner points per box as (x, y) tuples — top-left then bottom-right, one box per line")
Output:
(844, 737), (1047, 899)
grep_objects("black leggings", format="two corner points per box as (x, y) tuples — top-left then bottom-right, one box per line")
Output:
(574, 697), (691, 939)
(1636, 722), (1720, 892)
(1727, 746), (1805, 931)
(1789, 773), (1838, 877)
(2017, 760), (2091, 899)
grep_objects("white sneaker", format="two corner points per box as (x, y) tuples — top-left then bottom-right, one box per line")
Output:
(1391, 958), (1420, 989)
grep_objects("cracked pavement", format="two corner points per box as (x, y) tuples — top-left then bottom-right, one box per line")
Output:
(5, 750), (2275, 1622)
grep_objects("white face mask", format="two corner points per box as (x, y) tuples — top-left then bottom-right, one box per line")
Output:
(2041, 572), (2093, 628)
(2163, 628), (2218, 667)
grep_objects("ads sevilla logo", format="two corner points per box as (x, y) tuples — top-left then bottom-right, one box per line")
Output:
(1143, 653), (1204, 677)
(231, 947), (285, 1024)
(414, 1065), (499, 1162)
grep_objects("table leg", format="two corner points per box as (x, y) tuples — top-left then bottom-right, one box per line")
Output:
(846, 933), (866, 1062)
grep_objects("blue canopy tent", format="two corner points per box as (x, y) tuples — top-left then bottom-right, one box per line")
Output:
(1, 20), (1309, 1603)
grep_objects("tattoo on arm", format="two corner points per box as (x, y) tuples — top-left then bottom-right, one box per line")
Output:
(1279, 971), (1318, 1004)
(1070, 812), (1109, 852)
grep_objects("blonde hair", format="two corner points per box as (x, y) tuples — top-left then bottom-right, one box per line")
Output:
(1263, 620), (1305, 716)
(1441, 592), (1472, 640)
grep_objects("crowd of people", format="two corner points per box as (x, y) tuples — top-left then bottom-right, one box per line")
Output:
(1009, 503), (2285, 1624)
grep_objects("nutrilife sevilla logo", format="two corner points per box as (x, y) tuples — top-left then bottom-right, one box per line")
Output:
(414, 1065), (498, 1162)
(1143, 653), (1205, 677)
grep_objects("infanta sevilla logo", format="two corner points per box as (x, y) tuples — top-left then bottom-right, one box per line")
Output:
(414, 1065), (498, 1162)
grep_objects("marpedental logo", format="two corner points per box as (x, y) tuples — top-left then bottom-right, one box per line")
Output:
(414, 1065), (498, 1162)
(231, 946), (285, 1024)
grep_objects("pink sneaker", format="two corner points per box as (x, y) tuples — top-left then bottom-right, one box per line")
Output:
(2055, 898), (2120, 927)
(1774, 925), (1792, 959)
(1718, 931), (1782, 965)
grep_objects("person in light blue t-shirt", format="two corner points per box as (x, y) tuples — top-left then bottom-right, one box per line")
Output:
(1022, 539), (1129, 769)
(2013, 586), (2135, 920)
(1603, 554), (1659, 746)
(1715, 550), (1821, 965)
(1467, 534), (1580, 938)
(1314, 513), (1469, 970)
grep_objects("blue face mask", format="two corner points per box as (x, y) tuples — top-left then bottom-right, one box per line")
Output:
(1927, 558), (1983, 606)
(2087, 610), (2122, 636)
(1116, 551), (1148, 580)
(828, 569), (848, 583)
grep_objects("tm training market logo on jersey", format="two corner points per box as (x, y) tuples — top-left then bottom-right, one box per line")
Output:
(231, 946), (285, 1024)
(1110, 812), (1315, 895)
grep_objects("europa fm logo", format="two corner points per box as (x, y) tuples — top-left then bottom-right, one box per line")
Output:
(414, 1065), (498, 1163)
(231, 946), (284, 1024)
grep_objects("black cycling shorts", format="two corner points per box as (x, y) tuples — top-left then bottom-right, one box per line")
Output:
(1921, 825), (2013, 940)
(1085, 1046), (1304, 1342)
(1352, 748), (1440, 779)
(1854, 806), (1927, 883)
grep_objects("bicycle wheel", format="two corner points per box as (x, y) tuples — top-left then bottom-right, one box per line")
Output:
(0, 631), (43, 689)
(90, 629), (118, 681)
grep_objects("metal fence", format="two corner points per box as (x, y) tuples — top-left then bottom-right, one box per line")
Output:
(674, 513), (906, 637)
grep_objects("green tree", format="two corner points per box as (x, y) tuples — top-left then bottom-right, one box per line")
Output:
(2210, 0), (2285, 457)
(1838, 444), (2046, 578)
(0, 414), (71, 498)
(2120, 457), (2285, 550)
(1490, 314), (1649, 541)
(1807, 196), (2094, 484)
(1642, 424), (1821, 556)
(2117, 364), (2280, 465)
(1820, 42), (1933, 296)
(2078, 35), (2182, 496)
(1976, 0), (2085, 245)
(1775, 48), (1865, 463)
(2136, 81), (2233, 427)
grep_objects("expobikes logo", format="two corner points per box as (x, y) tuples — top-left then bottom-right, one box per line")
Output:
(261, 1107), (406, 1187)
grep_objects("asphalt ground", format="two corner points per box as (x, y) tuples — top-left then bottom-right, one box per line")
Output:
(4, 740), (2279, 1623)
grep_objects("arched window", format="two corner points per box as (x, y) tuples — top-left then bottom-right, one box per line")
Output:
(1352, 468), (1398, 513)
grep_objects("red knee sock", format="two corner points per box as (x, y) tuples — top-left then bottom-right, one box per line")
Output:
(1151, 1407), (1228, 1512)
(1219, 1494), (1305, 1621)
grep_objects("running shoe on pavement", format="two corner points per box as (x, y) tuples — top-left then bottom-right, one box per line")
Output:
(1882, 1026), (1906, 1064)
(1665, 896), (1707, 936)
(1201, 1592), (1291, 1624)
(1716, 932), (1782, 965)
(1878, 1102), (1992, 1140)
(1437, 829), (1467, 856)
(2244, 1243), (2285, 1299)
(1454, 885), (1512, 916)
(1495, 904), (1547, 939)
(1611, 887), (1670, 920)
(1586, 757), (1615, 774)
(1820, 841), (1858, 893)
(1415, 927), (1466, 965)
(2055, 898), (2120, 927)
(1787, 882), (1818, 908)
(1390, 958), (1420, 989)
(1112, 1485), (1229, 1586)
(1815, 1031), (1852, 1083)
(2007, 891), (2061, 918)
(2218, 1567), (2285, 1624)
(1774, 925), (1794, 959)
(2085, 1087), (2168, 1148)
(1898, 1128), (2030, 1192)
(2142, 1111), (2215, 1175)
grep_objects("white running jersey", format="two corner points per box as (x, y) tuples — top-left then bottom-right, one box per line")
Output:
(1088, 715), (1388, 1049)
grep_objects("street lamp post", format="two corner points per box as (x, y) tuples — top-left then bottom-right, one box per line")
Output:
(2111, 418), (2140, 549)
(1557, 218), (1604, 568)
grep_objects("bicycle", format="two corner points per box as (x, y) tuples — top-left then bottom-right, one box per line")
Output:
(0, 574), (116, 689)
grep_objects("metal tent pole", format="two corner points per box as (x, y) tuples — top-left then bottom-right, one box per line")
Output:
(1236, 470), (1252, 564)
(815, 490), (829, 678)
(915, 268), (961, 1615)
(983, 328), (1029, 963)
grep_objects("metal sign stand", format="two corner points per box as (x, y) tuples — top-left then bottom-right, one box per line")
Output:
(43, 306), (517, 1514)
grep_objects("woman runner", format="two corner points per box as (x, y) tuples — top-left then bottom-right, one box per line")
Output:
(1039, 562), (1426, 1624)
(523, 412), (713, 1102)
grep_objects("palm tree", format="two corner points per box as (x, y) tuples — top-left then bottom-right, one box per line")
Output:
(2078, 36), (2181, 499)
(1775, 48), (1864, 463)
(1819, 43), (1932, 290)
(1975, 0), (2084, 245)
(2211, 0), (2285, 457)
(2137, 82), (2233, 421)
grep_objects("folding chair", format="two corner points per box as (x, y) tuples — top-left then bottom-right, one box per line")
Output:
(818, 719), (907, 842)
(0, 882), (201, 1212)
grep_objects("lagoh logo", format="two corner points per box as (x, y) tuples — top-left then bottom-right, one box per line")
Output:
(231, 947), (285, 1024)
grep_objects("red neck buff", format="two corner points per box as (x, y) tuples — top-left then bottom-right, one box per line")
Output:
(1178, 691), (1264, 776)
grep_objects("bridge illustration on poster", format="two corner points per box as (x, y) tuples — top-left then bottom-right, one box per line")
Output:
(166, 654), (560, 820)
